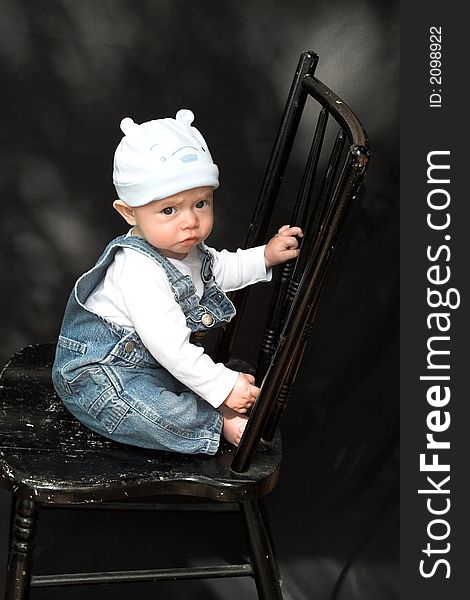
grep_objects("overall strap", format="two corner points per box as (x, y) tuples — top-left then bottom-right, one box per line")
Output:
(103, 235), (201, 310)
(196, 243), (216, 285)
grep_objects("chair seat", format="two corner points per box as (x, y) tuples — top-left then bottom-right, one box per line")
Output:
(0, 344), (281, 505)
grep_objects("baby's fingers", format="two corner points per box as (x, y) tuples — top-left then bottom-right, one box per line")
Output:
(243, 372), (256, 385)
(277, 225), (303, 238)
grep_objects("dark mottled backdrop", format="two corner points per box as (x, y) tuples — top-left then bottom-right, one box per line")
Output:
(0, 1), (399, 598)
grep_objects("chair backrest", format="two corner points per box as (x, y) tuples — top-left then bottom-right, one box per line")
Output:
(216, 50), (370, 473)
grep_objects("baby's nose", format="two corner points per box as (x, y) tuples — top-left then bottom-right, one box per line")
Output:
(182, 210), (198, 228)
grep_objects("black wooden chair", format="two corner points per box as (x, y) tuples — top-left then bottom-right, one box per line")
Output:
(0, 50), (369, 600)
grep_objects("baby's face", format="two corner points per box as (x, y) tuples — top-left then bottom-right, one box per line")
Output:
(131, 186), (214, 259)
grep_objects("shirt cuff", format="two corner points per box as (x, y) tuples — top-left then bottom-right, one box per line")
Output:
(204, 366), (239, 408)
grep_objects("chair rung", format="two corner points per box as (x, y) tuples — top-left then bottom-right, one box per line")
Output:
(43, 501), (240, 512)
(31, 564), (253, 587)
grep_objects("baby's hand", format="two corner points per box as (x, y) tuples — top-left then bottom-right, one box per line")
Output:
(224, 372), (259, 413)
(264, 225), (303, 269)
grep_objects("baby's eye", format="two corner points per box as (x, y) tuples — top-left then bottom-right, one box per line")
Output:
(195, 199), (208, 209)
(162, 206), (176, 215)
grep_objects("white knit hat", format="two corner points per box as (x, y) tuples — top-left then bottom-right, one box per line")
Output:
(113, 109), (219, 207)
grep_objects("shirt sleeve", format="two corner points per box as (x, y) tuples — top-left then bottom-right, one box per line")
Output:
(117, 249), (238, 408)
(208, 245), (273, 291)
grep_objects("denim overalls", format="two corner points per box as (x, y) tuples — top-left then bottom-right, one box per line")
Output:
(52, 235), (236, 455)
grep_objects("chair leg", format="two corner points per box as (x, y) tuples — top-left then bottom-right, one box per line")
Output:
(4, 499), (39, 600)
(240, 499), (283, 600)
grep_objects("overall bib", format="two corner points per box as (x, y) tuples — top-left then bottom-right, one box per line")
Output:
(52, 235), (236, 455)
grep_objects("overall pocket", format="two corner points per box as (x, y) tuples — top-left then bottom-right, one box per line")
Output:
(52, 335), (87, 397)
(66, 364), (130, 434)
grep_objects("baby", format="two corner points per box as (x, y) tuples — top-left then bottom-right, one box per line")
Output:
(52, 109), (302, 455)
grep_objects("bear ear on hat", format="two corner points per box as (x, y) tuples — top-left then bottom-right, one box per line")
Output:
(120, 117), (137, 135)
(175, 109), (195, 126)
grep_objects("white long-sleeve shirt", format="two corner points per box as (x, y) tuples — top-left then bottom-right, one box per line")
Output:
(85, 239), (271, 407)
